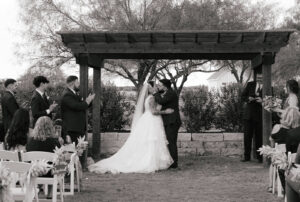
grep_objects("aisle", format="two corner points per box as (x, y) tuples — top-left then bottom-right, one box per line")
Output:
(66, 156), (282, 202)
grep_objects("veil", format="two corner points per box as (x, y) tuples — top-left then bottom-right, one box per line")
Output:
(130, 81), (150, 131)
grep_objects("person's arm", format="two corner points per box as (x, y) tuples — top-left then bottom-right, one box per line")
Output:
(241, 83), (251, 103)
(61, 94), (89, 111)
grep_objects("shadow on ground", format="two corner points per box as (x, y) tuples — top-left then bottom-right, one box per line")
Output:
(65, 156), (282, 202)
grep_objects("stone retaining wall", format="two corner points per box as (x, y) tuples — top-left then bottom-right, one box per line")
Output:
(87, 132), (244, 157)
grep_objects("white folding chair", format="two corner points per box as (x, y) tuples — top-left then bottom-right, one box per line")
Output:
(63, 144), (81, 195)
(21, 151), (64, 202)
(0, 161), (39, 202)
(271, 143), (286, 197)
(0, 150), (20, 161)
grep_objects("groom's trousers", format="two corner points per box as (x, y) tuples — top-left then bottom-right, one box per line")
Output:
(165, 124), (180, 165)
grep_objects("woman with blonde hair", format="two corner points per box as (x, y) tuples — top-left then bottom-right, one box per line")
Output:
(26, 116), (61, 152)
(26, 116), (62, 199)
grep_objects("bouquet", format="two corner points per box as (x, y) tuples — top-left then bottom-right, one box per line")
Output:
(262, 96), (282, 112)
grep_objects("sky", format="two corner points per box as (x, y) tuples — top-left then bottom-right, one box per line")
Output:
(0, 0), (296, 86)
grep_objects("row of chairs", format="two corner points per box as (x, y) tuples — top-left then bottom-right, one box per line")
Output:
(0, 145), (81, 202)
(271, 143), (297, 201)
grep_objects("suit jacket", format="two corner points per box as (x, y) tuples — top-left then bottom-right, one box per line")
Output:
(31, 90), (51, 127)
(61, 88), (89, 136)
(1, 91), (19, 133)
(241, 81), (263, 121)
(154, 88), (181, 127)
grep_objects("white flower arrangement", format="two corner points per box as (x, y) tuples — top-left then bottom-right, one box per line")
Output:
(76, 136), (88, 156)
(258, 145), (287, 169)
(29, 160), (52, 178)
(0, 164), (13, 202)
(262, 96), (282, 112)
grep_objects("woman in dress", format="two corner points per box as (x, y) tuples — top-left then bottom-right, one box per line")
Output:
(88, 81), (174, 174)
(270, 79), (300, 145)
(5, 108), (30, 151)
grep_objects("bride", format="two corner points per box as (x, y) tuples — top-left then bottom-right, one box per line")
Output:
(88, 81), (174, 174)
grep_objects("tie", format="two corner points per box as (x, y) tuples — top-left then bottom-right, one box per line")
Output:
(42, 93), (48, 103)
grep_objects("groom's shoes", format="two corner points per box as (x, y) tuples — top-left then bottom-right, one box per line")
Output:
(240, 157), (250, 162)
(169, 163), (178, 169)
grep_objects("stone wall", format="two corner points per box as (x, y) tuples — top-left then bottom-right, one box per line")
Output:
(87, 132), (244, 157)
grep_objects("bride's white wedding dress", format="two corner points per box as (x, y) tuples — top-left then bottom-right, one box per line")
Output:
(88, 95), (173, 174)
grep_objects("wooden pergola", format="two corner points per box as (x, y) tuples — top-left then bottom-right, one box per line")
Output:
(58, 30), (294, 158)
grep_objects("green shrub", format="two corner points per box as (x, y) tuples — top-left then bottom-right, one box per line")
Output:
(87, 82), (127, 132)
(214, 83), (244, 132)
(181, 86), (218, 132)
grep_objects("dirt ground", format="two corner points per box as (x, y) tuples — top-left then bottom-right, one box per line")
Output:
(65, 156), (283, 202)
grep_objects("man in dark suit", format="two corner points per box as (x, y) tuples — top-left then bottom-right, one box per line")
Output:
(31, 76), (57, 127)
(241, 73), (263, 162)
(154, 79), (182, 168)
(61, 76), (95, 144)
(1, 79), (19, 134)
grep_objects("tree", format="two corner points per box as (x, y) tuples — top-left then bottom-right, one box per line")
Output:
(17, 0), (277, 93)
(271, 3), (300, 85)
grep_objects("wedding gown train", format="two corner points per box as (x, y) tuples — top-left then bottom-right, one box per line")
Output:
(88, 95), (173, 174)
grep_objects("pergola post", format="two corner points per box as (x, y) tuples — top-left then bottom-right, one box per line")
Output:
(262, 52), (274, 165)
(92, 60), (102, 159)
(77, 54), (89, 168)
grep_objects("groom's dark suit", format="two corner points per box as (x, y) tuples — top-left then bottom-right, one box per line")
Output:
(61, 88), (89, 143)
(241, 81), (263, 161)
(154, 88), (181, 167)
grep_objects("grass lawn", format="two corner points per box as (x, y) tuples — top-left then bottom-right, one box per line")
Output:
(65, 156), (282, 202)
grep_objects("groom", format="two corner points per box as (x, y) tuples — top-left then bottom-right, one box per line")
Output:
(154, 79), (182, 169)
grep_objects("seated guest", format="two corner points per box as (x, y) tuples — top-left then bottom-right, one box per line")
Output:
(270, 79), (300, 145)
(286, 144), (300, 202)
(26, 116), (61, 152)
(5, 108), (29, 151)
(26, 116), (62, 199)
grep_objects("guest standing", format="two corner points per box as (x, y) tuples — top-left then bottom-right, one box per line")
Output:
(1, 79), (19, 134)
(61, 76), (95, 144)
(5, 108), (29, 151)
(31, 76), (57, 128)
(241, 73), (263, 162)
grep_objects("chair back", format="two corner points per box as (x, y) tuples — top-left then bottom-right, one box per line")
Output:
(0, 161), (31, 174)
(21, 151), (56, 162)
(0, 150), (19, 161)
